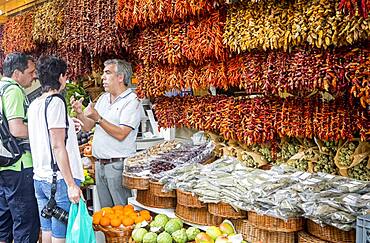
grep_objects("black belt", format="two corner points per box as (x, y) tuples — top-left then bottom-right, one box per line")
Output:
(97, 158), (125, 165)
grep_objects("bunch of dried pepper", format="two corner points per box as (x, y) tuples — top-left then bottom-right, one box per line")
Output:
(63, 0), (127, 56)
(154, 95), (369, 144)
(32, 0), (65, 44)
(130, 11), (226, 65)
(224, 0), (370, 52)
(2, 12), (36, 54)
(116, 0), (217, 31)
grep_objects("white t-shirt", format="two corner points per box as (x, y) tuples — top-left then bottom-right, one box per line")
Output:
(92, 89), (142, 159)
(28, 96), (84, 183)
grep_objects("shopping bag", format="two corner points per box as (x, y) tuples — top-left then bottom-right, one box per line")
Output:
(66, 198), (96, 243)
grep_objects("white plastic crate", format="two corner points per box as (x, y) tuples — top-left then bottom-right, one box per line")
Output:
(357, 215), (370, 243)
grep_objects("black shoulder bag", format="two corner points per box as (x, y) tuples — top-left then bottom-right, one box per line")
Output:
(40, 94), (70, 224)
(0, 83), (26, 166)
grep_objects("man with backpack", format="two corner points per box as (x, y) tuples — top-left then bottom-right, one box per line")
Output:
(0, 52), (40, 243)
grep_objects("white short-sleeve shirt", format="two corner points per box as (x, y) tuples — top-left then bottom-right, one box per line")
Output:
(92, 89), (142, 159)
(28, 96), (84, 183)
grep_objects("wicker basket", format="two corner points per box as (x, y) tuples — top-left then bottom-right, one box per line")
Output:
(233, 219), (297, 243)
(175, 204), (224, 226)
(208, 203), (246, 219)
(93, 224), (133, 243)
(136, 189), (176, 209)
(307, 220), (355, 243)
(149, 180), (176, 198)
(298, 231), (329, 243)
(176, 189), (206, 208)
(247, 211), (304, 233)
(122, 174), (149, 190)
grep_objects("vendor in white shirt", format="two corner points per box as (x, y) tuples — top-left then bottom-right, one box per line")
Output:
(71, 59), (142, 207)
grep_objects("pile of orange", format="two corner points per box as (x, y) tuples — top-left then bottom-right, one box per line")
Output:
(92, 204), (151, 228)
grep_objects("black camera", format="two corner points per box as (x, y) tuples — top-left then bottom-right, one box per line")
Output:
(41, 197), (69, 224)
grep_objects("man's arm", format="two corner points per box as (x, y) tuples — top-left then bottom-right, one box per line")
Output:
(98, 119), (132, 141)
(8, 118), (28, 139)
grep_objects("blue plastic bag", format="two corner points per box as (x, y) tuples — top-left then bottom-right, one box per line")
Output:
(66, 198), (96, 243)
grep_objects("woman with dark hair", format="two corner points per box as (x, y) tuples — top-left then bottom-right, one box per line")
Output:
(28, 56), (84, 243)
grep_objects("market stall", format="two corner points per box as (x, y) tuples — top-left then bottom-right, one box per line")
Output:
(0, 0), (369, 242)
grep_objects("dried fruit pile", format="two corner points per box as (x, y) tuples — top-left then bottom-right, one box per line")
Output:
(130, 12), (226, 65)
(224, 0), (370, 52)
(32, 0), (65, 44)
(154, 95), (369, 144)
(116, 0), (217, 31)
(136, 43), (370, 100)
(63, 0), (127, 55)
(2, 12), (36, 54)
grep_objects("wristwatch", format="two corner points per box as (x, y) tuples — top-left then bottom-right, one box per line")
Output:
(96, 116), (103, 125)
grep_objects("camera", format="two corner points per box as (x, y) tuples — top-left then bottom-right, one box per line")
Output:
(41, 197), (69, 224)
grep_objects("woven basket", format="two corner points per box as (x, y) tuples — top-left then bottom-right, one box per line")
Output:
(208, 203), (246, 219)
(233, 219), (297, 243)
(93, 224), (133, 243)
(248, 211), (304, 233)
(298, 231), (329, 243)
(175, 204), (224, 226)
(136, 189), (176, 209)
(307, 220), (355, 243)
(149, 180), (176, 198)
(176, 189), (206, 208)
(122, 174), (149, 190)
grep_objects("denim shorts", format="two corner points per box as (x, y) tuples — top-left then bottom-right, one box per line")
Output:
(34, 179), (81, 238)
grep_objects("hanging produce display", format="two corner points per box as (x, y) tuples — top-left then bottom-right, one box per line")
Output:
(32, 0), (65, 44)
(130, 11), (226, 65)
(2, 12), (36, 54)
(135, 61), (227, 97)
(136, 43), (369, 103)
(116, 0), (218, 31)
(63, 0), (127, 55)
(154, 95), (369, 144)
(224, 0), (370, 52)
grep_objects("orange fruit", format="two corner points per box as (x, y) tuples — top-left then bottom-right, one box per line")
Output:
(135, 216), (145, 224)
(139, 210), (151, 220)
(123, 205), (134, 214)
(110, 217), (121, 227)
(92, 212), (102, 225)
(128, 212), (138, 220)
(100, 216), (111, 227)
(113, 205), (125, 211)
(101, 207), (114, 215)
(122, 217), (135, 227)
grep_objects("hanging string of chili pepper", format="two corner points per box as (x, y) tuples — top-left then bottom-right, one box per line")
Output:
(63, 0), (127, 56)
(154, 95), (369, 144)
(2, 12), (36, 54)
(136, 43), (369, 102)
(32, 0), (65, 44)
(224, 0), (370, 53)
(130, 11), (226, 65)
(338, 0), (370, 18)
(116, 0), (218, 31)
